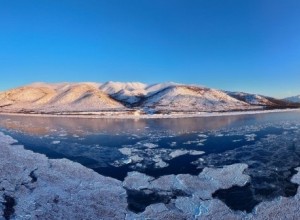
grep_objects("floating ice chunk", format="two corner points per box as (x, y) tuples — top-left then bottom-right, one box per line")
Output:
(122, 158), (132, 164)
(135, 163), (145, 169)
(215, 133), (224, 137)
(153, 157), (168, 168)
(184, 139), (207, 145)
(59, 133), (68, 137)
(52, 140), (61, 144)
(245, 134), (257, 141)
(170, 142), (177, 147)
(130, 155), (143, 163)
(198, 134), (208, 138)
(189, 150), (205, 156)
(144, 143), (158, 148)
(155, 160), (168, 168)
(123, 172), (154, 190)
(169, 150), (189, 158)
(233, 139), (242, 142)
(119, 147), (132, 156)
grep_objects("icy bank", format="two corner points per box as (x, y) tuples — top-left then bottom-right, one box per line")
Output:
(0, 133), (127, 220)
(1, 132), (300, 219)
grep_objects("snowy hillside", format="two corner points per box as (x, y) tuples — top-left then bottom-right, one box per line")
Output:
(0, 82), (297, 115)
(226, 92), (275, 106)
(99, 81), (179, 104)
(227, 91), (297, 107)
(284, 95), (300, 103)
(100, 81), (147, 104)
(141, 85), (255, 113)
(0, 83), (125, 113)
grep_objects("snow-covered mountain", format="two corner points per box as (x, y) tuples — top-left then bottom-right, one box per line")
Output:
(99, 81), (148, 104)
(99, 81), (180, 104)
(284, 95), (300, 103)
(226, 92), (277, 106)
(141, 86), (253, 113)
(0, 82), (125, 113)
(0, 82), (297, 115)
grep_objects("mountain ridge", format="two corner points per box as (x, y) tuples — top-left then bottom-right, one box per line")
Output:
(284, 95), (300, 103)
(0, 82), (299, 116)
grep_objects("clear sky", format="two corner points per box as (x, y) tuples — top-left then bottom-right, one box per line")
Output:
(0, 0), (300, 98)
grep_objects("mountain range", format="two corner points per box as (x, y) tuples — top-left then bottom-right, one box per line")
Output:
(284, 95), (300, 103)
(0, 82), (299, 116)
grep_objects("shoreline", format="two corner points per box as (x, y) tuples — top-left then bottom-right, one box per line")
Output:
(0, 108), (299, 119)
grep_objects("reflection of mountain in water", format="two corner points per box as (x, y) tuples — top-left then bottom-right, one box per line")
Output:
(0, 113), (276, 136)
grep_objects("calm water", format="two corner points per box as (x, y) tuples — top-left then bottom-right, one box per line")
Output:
(1, 111), (300, 212)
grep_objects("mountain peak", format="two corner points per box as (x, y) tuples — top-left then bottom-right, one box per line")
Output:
(0, 82), (298, 115)
(284, 95), (300, 103)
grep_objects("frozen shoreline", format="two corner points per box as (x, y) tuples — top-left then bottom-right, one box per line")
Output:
(0, 108), (299, 119)
(2, 132), (300, 219)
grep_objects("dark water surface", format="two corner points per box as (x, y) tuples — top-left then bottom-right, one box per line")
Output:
(1, 111), (300, 212)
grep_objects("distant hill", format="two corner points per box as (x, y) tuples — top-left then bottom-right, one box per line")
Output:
(284, 95), (300, 103)
(0, 82), (298, 115)
(0, 83), (124, 113)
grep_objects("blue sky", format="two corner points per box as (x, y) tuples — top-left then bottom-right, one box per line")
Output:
(0, 0), (300, 98)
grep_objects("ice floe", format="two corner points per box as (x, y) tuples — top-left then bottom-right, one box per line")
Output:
(2, 131), (300, 219)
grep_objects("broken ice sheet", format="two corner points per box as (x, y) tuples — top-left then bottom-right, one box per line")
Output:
(143, 143), (158, 148)
(245, 134), (257, 142)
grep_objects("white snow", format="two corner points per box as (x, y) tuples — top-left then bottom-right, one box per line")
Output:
(0, 82), (124, 113)
(141, 85), (255, 112)
(284, 95), (300, 103)
(226, 91), (274, 105)
(99, 81), (148, 104)
(0, 82), (298, 116)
